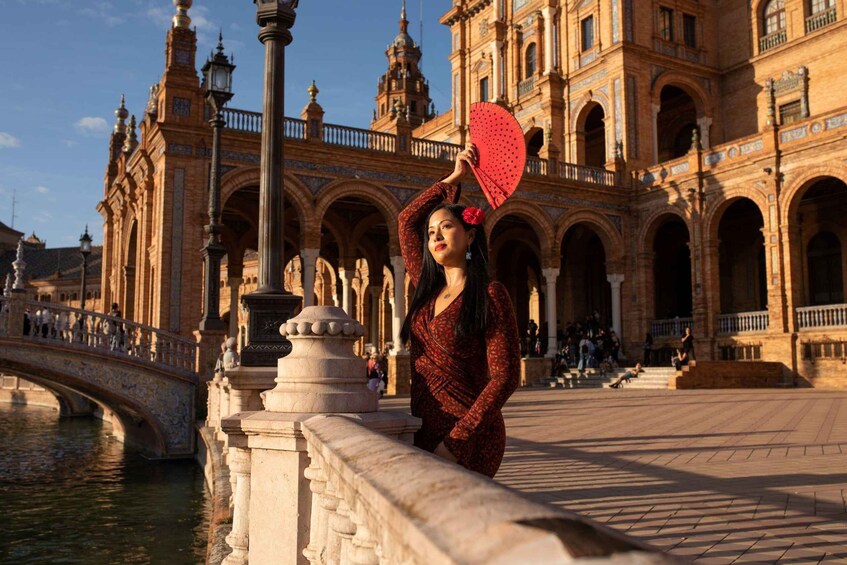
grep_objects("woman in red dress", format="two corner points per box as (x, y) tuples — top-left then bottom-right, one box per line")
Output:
(399, 145), (521, 478)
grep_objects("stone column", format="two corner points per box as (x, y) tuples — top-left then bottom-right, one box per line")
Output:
(389, 256), (406, 354)
(228, 277), (241, 338)
(542, 268), (559, 357)
(222, 434), (251, 565)
(490, 40), (503, 101)
(369, 285), (382, 349)
(651, 103), (660, 164)
(339, 268), (354, 316)
(300, 248), (320, 307)
(542, 6), (557, 75)
(697, 116), (712, 150)
(607, 274), (625, 339)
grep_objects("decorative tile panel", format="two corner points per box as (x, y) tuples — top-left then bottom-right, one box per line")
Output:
(825, 113), (847, 130)
(572, 69), (608, 92)
(740, 139), (764, 155)
(780, 126), (808, 143)
(704, 151), (725, 166)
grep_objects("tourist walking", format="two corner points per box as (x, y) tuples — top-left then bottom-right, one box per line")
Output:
(399, 144), (520, 478)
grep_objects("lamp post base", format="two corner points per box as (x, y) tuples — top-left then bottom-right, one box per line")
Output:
(240, 291), (302, 366)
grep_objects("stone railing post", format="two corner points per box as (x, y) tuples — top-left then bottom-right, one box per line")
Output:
(222, 433), (251, 565)
(6, 289), (26, 339)
(221, 305), (420, 565)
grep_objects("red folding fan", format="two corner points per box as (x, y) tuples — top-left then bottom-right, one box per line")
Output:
(468, 102), (526, 209)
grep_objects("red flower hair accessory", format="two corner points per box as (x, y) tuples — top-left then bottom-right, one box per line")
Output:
(462, 207), (485, 225)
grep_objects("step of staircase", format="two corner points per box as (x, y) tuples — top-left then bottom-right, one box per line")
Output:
(540, 367), (678, 390)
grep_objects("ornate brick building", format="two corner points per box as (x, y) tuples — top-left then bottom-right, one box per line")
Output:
(100, 0), (847, 386)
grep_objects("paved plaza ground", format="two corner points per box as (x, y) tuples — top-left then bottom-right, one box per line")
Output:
(383, 388), (847, 563)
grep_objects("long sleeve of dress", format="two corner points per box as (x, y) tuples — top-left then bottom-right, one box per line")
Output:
(398, 181), (460, 286)
(443, 281), (521, 460)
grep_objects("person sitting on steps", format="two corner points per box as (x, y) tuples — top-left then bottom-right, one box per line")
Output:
(610, 363), (642, 388)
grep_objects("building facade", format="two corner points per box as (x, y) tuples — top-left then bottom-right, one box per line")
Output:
(101, 0), (847, 386)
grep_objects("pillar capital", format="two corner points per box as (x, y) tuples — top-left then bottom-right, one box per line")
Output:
(542, 267), (560, 282)
(389, 255), (405, 271)
(606, 273), (625, 286)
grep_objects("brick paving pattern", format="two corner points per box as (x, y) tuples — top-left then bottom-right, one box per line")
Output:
(383, 388), (847, 563)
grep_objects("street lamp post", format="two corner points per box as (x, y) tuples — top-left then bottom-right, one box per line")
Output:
(199, 33), (235, 332)
(240, 0), (302, 366)
(79, 226), (93, 335)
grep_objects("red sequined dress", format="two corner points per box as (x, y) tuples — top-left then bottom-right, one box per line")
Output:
(399, 181), (521, 478)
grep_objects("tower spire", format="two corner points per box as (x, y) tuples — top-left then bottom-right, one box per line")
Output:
(400, 0), (408, 33)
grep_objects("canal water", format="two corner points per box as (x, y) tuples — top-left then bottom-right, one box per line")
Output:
(0, 403), (210, 564)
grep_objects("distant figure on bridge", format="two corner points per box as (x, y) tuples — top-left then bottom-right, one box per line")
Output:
(223, 337), (240, 370)
(56, 310), (69, 341)
(399, 144), (521, 478)
(40, 308), (53, 338)
(107, 303), (124, 351)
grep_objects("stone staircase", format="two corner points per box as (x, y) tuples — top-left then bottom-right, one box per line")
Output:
(541, 366), (678, 390)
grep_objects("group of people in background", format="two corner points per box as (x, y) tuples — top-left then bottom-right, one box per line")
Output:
(22, 302), (126, 351)
(544, 311), (622, 376)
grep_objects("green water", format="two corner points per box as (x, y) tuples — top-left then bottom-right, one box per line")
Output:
(0, 403), (210, 564)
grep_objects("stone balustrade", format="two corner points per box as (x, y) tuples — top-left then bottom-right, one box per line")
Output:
(651, 317), (693, 338)
(218, 305), (668, 564)
(796, 303), (847, 330)
(717, 310), (769, 334)
(215, 107), (621, 188)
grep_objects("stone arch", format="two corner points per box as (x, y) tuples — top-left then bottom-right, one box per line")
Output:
(638, 206), (691, 255)
(651, 72), (712, 118)
(780, 165), (847, 225)
(570, 91), (611, 130)
(555, 209), (625, 267)
(219, 166), (315, 228)
(314, 180), (402, 254)
(704, 189), (770, 242)
(485, 200), (554, 260)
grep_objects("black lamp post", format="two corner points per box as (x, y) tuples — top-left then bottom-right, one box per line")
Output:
(78, 225), (93, 338)
(199, 33), (235, 332)
(240, 0), (302, 366)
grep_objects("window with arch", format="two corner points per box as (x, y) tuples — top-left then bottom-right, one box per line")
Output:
(810, 0), (835, 14)
(524, 43), (537, 78)
(763, 0), (786, 35)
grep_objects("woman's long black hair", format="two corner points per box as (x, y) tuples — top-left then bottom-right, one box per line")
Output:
(400, 203), (490, 343)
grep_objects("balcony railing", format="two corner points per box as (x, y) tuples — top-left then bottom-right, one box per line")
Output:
(222, 108), (263, 134)
(323, 123), (395, 153)
(651, 317), (693, 338)
(796, 303), (847, 330)
(806, 7), (837, 33)
(759, 30), (787, 52)
(525, 156), (547, 175)
(559, 161), (617, 186)
(410, 138), (461, 161)
(517, 75), (536, 96)
(717, 311), (769, 334)
(215, 107), (623, 188)
(283, 117), (307, 140)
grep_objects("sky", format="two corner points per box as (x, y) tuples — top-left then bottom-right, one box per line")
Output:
(0, 0), (453, 249)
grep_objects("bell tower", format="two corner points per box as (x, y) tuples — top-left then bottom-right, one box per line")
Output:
(371, 0), (434, 132)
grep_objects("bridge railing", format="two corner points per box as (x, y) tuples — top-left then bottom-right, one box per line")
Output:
(21, 301), (198, 374)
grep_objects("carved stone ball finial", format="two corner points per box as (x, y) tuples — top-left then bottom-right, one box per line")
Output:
(173, 0), (193, 29)
(265, 306), (375, 414)
(307, 80), (319, 103)
(123, 115), (138, 153)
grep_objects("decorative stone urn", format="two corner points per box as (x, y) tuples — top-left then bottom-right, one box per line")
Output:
(262, 306), (377, 414)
